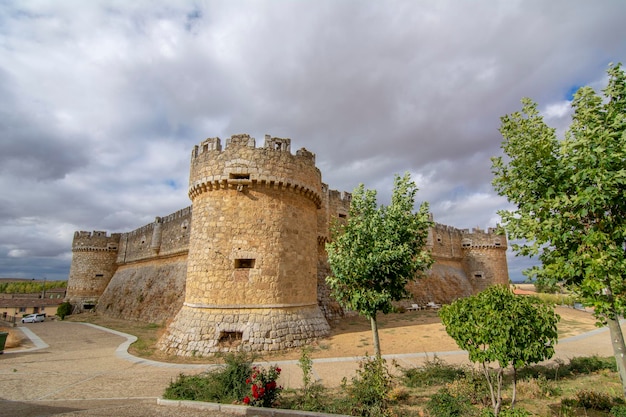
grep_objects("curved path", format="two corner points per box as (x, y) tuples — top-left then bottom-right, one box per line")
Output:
(0, 320), (615, 417)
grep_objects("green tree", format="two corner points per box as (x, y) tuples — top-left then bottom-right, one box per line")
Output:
(439, 285), (559, 416)
(57, 301), (72, 320)
(491, 63), (626, 396)
(325, 173), (433, 357)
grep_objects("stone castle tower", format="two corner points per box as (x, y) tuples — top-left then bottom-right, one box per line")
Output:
(66, 231), (121, 309)
(158, 134), (330, 355)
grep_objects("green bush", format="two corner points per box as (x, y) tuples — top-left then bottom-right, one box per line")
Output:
(575, 389), (621, 411)
(445, 370), (491, 406)
(163, 351), (253, 403)
(291, 348), (328, 412)
(345, 356), (394, 417)
(568, 355), (616, 374)
(426, 389), (477, 417)
(56, 302), (72, 320)
(611, 404), (626, 417)
(498, 407), (532, 417)
(401, 355), (467, 388)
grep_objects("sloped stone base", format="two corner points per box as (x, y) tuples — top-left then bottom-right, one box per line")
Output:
(158, 304), (330, 356)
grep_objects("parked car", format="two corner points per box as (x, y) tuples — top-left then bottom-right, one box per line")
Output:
(21, 313), (45, 323)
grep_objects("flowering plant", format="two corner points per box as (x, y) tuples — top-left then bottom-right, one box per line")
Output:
(242, 364), (282, 407)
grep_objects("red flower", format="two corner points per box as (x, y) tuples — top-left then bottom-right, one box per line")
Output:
(276, 367), (281, 373)
(246, 378), (251, 384)
(243, 396), (250, 405)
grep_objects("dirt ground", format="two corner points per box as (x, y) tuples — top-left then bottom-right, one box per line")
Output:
(7, 284), (599, 363)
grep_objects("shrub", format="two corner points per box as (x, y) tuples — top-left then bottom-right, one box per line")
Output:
(426, 389), (477, 417)
(243, 364), (282, 407)
(292, 348), (327, 412)
(163, 351), (252, 403)
(57, 302), (72, 320)
(568, 355), (616, 374)
(345, 356), (394, 417)
(401, 355), (467, 388)
(498, 407), (532, 417)
(575, 389), (618, 411)
(611, 405), (626, 417)
(516, 376), (561, 399)
(445, 370), (491, 406)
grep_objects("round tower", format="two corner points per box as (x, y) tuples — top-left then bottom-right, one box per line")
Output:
(66, 231), (120, 311)
(159, 134), (330, 356)
(461, 227), (510, 293)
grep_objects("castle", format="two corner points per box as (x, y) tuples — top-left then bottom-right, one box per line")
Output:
(66, 134), (509, 356)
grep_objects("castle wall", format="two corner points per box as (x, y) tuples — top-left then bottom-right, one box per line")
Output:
(97, 254), (187, 324)
(117, 206), (191, 264)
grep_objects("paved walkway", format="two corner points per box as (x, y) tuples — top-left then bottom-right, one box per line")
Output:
(0, 319), (616, 416)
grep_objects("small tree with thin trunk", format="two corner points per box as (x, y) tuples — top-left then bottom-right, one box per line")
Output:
(325, 173), (432, 358)
(439, 285), (559, 416)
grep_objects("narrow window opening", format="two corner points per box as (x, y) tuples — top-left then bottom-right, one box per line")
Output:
(235, 259), (255, 269)
(229, 173), (250, 180)
(338, 213), (347, 219)
(95, 274), (104, 278)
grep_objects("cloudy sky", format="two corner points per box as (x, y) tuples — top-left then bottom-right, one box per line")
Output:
(1, 1), (625, 282)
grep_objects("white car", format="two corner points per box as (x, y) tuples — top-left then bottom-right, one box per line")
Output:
(21, 313), (45, 323)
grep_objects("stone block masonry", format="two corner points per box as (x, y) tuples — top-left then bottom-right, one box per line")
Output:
(66, 133), (509, 355)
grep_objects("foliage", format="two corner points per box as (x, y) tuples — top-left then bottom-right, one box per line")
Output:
(292, 348), (327, 411)
(491, 63), (626, 394)
(574, 389), (620, 411)
(0, 280), (66, 294)
(426, 389), (478, 417)
(439, 285), (559, 415)
(163, 352), (252, 403)
(344, 356), (394, 417)
(56, 302), (72, 320)
(446, 371), (492, 406)
(496, 407), (532, 417)
(612, 404), (626, 417)
(242, 364), (282, 407)
(325, 173), (432, 356)
(400, 355), (467, 388)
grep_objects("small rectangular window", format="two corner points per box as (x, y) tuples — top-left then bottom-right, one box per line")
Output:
(95, 274), (104, 277)
(235, 259), (255, 269)
(338, 213), (347, 219)
(229, 173), (250, 180)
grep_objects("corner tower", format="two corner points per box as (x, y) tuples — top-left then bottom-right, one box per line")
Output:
(159, 134), (330, 355)
(66, 231), (120, 311)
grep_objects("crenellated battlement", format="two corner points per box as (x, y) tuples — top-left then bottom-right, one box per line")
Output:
(188, 133), (322, 208)
(430, 222), (507, 250)
(191, 134), (313, 163)
(72, 231), (121, 252)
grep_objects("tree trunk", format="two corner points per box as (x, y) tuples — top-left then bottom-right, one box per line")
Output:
(511, 366), (517, 408)
(370, 315), (381, 358)
(607, 313), (626, 398)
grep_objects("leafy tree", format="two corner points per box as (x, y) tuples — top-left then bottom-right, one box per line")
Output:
(325, 173), (433, 357)
(57, 301), (72, 320)
(439, 285), (559, 416)
(491, 63), (626, 396)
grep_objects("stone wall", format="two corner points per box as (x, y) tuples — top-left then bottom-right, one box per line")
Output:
(97, 254), (187, 324)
